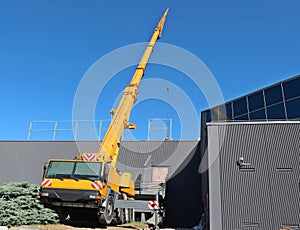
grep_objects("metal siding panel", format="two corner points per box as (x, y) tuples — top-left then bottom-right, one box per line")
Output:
(208, 126), (222, 230)
(208, 122), (300, 230)
(215, 124), (273, 229)
(0, 141), (85, 184)
(264, 124), (300, 229)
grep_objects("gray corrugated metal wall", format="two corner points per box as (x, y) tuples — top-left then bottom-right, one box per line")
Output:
(265, 124), (300, 229)
(0, 141), (98, 184)
(207, 122), (300, 230)
(0, 141), (198, 184)
(117, 141), (199, 181)
(0, 140), (201, 228)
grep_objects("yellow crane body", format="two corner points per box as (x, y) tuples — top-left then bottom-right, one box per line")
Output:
(40, 9), (169, 225)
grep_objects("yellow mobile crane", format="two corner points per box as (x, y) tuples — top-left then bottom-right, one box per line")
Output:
(40, 9), (169, 225)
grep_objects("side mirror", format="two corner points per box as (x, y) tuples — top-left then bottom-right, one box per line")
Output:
(43, 162), (48, 177)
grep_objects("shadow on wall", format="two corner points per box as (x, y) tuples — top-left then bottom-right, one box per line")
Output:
(163, 143), (202, 228)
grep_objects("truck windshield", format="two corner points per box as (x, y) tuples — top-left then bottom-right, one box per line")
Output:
(45, 161), (102, 181)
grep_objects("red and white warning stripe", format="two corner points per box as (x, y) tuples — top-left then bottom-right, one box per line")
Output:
(82, 153), (96, 161)
(91, 181), (103, 189)
(148, 200), (160, 210)
(42, 179), (52, 187)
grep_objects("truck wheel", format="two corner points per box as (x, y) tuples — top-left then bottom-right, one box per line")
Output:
(103, 196), (114, 224)
(128, 208), (134, 222)
(56, 207), (70, 223)
(118, 208), (126, 224)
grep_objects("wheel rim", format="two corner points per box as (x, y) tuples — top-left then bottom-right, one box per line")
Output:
(104, 196), (114, 224)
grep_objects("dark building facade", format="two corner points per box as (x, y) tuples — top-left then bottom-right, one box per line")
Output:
(202, 74), (300, 123)
(207, 122), (300, 230)
(200, 75), (300, 229)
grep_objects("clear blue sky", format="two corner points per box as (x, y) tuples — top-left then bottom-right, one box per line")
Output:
(0, 0), (299, 140)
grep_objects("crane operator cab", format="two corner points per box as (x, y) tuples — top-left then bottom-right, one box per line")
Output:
(40, 160), (109, 208)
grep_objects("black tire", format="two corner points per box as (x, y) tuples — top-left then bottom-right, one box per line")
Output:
(98, 213), (106, 225)
(128, 208), (134, 222)
(118, 208), (126, 224)
(56, 207), (70, 223)
(103, 196), (114, 224)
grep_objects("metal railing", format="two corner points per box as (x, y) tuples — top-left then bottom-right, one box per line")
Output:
(27, 120), (111, 141)
(147, 118), (172, 141)
(27, 118), (173, 141)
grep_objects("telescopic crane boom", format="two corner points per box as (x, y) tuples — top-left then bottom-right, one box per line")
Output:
(77, 8), (169, 168)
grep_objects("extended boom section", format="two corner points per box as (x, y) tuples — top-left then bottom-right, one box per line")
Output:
(97, 8), (169, 167)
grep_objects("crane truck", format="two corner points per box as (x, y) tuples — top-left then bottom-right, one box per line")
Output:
(40, 9), (169, 225)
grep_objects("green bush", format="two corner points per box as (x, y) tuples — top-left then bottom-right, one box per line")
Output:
(0, 182), (59, 226)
